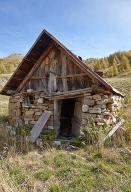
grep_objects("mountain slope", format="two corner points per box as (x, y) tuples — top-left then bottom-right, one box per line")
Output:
(85, 50), (131, 77)
(0, 54), (23, 74)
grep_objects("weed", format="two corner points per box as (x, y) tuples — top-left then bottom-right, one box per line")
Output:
(34, 169), (52, 181)
(9, 166), (27, 185)
(48, 185), (61, 192)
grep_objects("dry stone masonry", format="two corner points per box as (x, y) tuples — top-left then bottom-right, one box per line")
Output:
(9, 86), (123, 133)
(81, 91), (122, 127)
(9, 93), (54, 130)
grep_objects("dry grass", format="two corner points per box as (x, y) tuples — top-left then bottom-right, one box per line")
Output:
(0, 147), (130, 192)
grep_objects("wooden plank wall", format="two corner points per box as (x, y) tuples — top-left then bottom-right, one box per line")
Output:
(23, 46), (93, 94)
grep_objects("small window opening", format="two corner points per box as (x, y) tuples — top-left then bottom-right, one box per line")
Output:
(24, 95), (35, 105)
(28, 95), (35, 104)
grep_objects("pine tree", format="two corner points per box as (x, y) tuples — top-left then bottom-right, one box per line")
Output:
(120, 55), (130, 72)
(112, 63), (118, 76)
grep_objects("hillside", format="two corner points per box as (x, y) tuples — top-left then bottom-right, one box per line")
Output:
(0, 53), (23, 74)
(85, 50), (131, 77)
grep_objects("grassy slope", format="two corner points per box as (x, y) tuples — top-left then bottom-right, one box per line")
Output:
(0, 74), (10, 116)
(105, 76), (131, 96)
(0, 148), (131, 192)
(0, 75), (131, 192)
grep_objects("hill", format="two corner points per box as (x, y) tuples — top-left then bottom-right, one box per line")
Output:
(0, 54), (23, 74)
(85, 50), (131, 77)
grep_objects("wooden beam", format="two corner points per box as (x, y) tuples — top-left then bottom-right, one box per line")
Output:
(61, 51), (68, 91)
(17, 69), (27, 75)
(60, 73), (87, 78)
(102, 119), (125, 143)
(47, 88), (92, 100)
(54, 100), (60, 136)
(16, 42), (54, 93)
(31, 73), (87, 80)
(52, 87), (92, 96)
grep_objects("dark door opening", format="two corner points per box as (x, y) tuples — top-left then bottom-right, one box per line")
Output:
(59, 99), (75, 138)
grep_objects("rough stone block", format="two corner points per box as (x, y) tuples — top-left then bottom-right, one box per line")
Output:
(96, 99), (108, 105)
(82, 118), (88, 125)
(25, 121), (29, 125)
(25, 110), (34, 116)
(84, 99), (95, 106)
(89, 108), (101, 114)
(48, 126), (54, 130)
(84, 93), (91, 96)
(30, 121), (37, 125)
(37, 98), (43, 104)
(82, 105), (89, 112)
(92, 94), (101, 101)
(35, 112), (42, 116)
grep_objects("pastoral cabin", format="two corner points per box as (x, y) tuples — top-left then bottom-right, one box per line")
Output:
(1, 30), (123, 142)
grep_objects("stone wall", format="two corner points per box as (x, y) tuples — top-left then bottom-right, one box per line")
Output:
(9, 92), (54, 129)
(9, 90), (123, 134)
(81, 92), (122, 127)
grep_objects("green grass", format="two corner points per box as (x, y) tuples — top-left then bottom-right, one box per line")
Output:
(105, 76), (131, 96)
(1, 148), (130, 192)
(34, 169), (52, 181)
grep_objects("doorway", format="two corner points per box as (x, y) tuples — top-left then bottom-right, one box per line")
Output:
(59, 99), (75, 138)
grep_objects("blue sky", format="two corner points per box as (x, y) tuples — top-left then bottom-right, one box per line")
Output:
(0, 0), (131, 59)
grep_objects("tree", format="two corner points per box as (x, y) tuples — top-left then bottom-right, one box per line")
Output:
(120, 55), (130, 72)
(112, 63), (118, 76)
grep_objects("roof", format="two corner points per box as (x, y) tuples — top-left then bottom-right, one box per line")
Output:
(1, 29), (124, 97)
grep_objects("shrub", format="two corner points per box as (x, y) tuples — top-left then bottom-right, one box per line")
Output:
(71, 123), (107, 147)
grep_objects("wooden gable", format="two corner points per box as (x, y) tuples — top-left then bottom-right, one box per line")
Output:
(1, 30), (123, 97)
(21, 45), (95, 95)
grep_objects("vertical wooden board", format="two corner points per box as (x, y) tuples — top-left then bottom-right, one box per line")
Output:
(30, 111), (52, 143)
(61, 51), (68, 91)
(54, 100), (60, 135)
(72, 98), (82, 136)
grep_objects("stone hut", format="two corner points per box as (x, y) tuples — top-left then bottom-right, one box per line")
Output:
(1, 30), (124, 142)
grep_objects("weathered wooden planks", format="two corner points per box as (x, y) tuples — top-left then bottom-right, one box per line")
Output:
(30, 111), (52, 143)
(22, 45), (93, 94)
(103, 119), (125, 143)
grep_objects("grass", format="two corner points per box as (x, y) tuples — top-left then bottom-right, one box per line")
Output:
(0, 148), (131, 191)
(105, 76), (131, 98)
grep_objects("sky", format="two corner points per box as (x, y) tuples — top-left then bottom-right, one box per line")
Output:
(0, 0), (131, 59)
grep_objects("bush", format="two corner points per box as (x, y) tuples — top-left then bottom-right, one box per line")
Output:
(71, 123), (107, 147)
